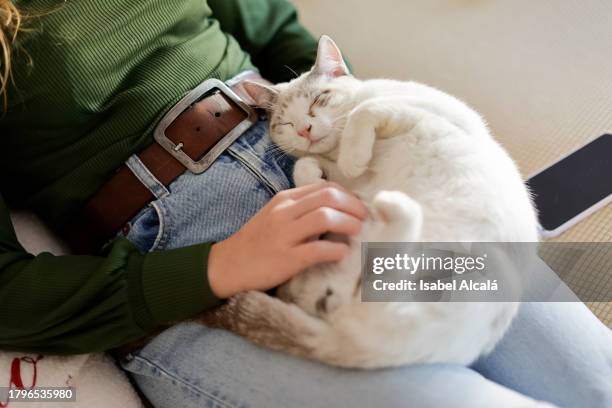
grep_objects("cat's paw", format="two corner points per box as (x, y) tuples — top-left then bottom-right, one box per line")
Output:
(372, 191), (419, 223)
(337, 156), (368, 178)
(370, 191), (423, 241)
(293, 156), (325, 186)
(315, 287), (342, 316)
(338, 148), (371, 178)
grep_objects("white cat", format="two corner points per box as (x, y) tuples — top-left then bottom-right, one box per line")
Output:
(201, 36), (539, 369)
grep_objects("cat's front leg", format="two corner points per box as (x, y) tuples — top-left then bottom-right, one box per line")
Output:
(293, 156), (326, 186)
(337, 105), (378, 178)
(338, 99), (427, 178)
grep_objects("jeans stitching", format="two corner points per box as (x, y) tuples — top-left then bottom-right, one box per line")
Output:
(129, 355), (240, 408)
(227, 124), (288, 194)
(126, 155), (170, 199)
(243, 146), (285, 191)
(225, 149), (278, 195)
(148, 201), (169, 252)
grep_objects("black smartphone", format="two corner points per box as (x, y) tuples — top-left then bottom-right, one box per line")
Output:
(526, 133), (612, 238)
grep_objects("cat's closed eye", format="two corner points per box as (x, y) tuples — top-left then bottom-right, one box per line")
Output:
(308, 90), (331, 117)
(279, 122), (295, 128)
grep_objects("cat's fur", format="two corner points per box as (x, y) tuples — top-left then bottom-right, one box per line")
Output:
(200, 36), (539, 368)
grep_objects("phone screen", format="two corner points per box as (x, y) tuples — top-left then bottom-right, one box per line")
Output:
(526, 134), (612, 232)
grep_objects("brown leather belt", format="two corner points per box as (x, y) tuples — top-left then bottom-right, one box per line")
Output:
(67, 76), (259, 254)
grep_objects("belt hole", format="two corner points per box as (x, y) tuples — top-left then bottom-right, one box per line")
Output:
(214, 112), (221, 117)
(196, 127), (201, 132)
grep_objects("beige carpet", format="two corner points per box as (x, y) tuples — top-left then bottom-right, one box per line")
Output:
(293, 0), (612, 326)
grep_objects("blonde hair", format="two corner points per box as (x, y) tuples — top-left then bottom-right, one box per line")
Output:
(0, 0), (22, 110)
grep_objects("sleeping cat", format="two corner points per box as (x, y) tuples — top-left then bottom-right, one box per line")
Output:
(200, 36), (539, 368)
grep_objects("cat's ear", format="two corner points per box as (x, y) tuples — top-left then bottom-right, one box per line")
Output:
(313, 35), (349, 77)
(241, 80), (279, 108)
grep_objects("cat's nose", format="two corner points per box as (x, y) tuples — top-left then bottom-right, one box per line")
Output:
(297, 124), (312, 139)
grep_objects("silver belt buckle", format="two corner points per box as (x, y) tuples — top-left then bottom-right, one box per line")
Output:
(153, 78), (257, 174)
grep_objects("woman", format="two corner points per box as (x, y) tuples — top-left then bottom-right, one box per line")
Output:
(1, 1), (610, 407)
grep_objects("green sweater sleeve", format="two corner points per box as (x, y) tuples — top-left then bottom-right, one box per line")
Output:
(208, 0), (318, 82)
(0, 196), (220, 354)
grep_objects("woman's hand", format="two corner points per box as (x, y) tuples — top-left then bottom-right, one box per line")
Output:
(208, 182), (368, 298)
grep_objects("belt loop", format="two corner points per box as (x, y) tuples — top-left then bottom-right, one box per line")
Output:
(125, 155), (171, 199)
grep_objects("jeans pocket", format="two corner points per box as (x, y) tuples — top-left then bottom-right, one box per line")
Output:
(124, 198), (170, 253)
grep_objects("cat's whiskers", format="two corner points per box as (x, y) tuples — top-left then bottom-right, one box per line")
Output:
(267, 141), (292, 152)
(266, 142), (296, 159)
(327, 112), (347, 124)
(284, 65), (299, 79)
(329, 114), (349, 135)
(268, 149), (290, 160)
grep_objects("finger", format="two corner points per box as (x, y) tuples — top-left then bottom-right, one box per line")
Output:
(278, 180), (356, 201)
(277, 181), (331, 200)
(291, 207), (362, 242)
(292, 240), (350, 270)
(288, 186), (368, 220)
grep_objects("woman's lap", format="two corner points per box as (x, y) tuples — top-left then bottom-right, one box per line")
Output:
(121, 323), (545, 408)
(472, 301), (612, 408)
(120, 120), (611, 407)
(121, 302), (609, 408)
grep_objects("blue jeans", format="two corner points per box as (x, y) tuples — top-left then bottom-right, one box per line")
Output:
(120, 119), (612, 408)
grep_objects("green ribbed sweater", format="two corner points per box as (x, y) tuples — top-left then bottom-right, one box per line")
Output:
(0, 0), (317, 353)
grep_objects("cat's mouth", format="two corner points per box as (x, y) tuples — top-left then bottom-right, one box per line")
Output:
(306, 139), (330, 154)
(302, 137), (323, 153)
(305, 133), (332, 150)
